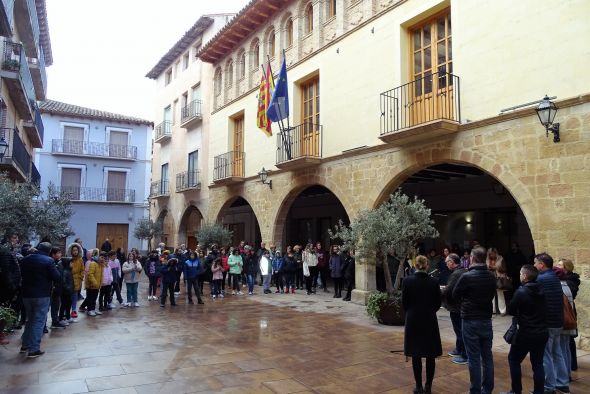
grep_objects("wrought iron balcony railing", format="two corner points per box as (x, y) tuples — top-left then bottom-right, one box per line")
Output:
(0, 0), (15, 34)
(51, 139), (138, 160)
(276, 122), (322, 164)
(176, 170), (201, 192)
(1, 40), (36, 116)
(150, 180), (169, 197)
(213, 151), (244, 181)
(380, 71), (461, 134)
(30, 161), (40, 185)
(27, 44), (47, 100)
(180, 100), (202, 126)
(56, 187), (135, 203)
(154, 121), (172, 141)
(0, 126), (31, 177)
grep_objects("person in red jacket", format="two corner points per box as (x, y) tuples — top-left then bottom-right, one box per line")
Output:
(220, 248), (229, 295)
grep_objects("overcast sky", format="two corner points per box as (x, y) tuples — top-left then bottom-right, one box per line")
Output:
(46, 0), (249, 121)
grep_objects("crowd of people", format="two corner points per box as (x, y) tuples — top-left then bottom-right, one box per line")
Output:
(404, 247), (580, 394)
(0, 235), (356, 358)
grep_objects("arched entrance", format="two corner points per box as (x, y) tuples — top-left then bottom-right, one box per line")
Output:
(178, 206), (203, 250)
(276, 185), (350, 249)
(217, 197), (261, 247)
(156, 208), (175, 248)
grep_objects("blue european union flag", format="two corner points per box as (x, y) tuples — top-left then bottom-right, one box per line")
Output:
(267, 56), (289, 122)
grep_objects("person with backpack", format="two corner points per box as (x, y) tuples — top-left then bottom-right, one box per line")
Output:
(145, 250), (160, 301)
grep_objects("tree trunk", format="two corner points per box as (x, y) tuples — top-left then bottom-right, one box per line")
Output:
(381, 255), (395, 296)
(393, 257), (406, 292)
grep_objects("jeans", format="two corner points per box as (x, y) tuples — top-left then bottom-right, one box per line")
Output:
(70, 292), (78, 313)
(543, 327), (569, 390)
(247, 274), (255, 293)
(212, 279), (222, 295)
(332, 277), (343, 296)
(230, 273), (241, 291)
(148, 276), (158, 296)
(508, 333), (547, 394)
(186, 278), (203, 302)
(160, 282), (175, 305)
(273, 272), (283, 291)
(126, 282), (138, 303)
(110, 281), (123, 304)
(319, 267), (329, 290)
(85, 288), (99, 311)
(21, 297), (50, 353)
(99, 285), (112, 309)
(450, 311), (466, 357)
(462, 319), (494, 394)
(262, 274), (271, 291)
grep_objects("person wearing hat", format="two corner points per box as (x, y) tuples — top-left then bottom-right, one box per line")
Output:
(19, 242), (60, 359)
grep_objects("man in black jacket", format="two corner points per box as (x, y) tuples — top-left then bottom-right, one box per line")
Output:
(501, 264), (548, 394)
(453, 246), (497, 394)
(442, 253), (467, 365)
(20, 242), (61, 358)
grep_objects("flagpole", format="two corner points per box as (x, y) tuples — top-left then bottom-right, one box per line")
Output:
(263, 62), (286, 134)
(280, 50), (292, 160)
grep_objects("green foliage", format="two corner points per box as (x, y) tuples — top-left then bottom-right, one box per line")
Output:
(32, 183), (74, 243)
(196, 222), (233, 250)
(0, 305), (18, 329)
(330, 190), (438, 294)
(366, 291), (389, 319)
(133, 218), (163, 249)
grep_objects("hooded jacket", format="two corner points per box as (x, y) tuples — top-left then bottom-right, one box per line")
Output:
(86, 260), (104, 290)
(67, 243), (85, 292)
(507, 281), (548, 337)
(20, 250), (60, 298)
(183, 257), (201, 280)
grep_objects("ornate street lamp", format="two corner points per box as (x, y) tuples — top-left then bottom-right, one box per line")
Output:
(535, 95), (560, 143)
(257, 167), (272, 189)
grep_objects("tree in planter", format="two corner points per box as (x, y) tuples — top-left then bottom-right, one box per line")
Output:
(133, 218), (163, 251)
(32, 183), (75, 243)
(196, 222), (233, 251)
(330, 190), (438, 324)
(0, 173), (37, 239)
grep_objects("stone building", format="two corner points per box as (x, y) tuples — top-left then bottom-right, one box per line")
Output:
(152, 0), (590, 345)
(0, 0), (51, 185)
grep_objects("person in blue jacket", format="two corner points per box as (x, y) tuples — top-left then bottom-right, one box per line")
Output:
(159, 257), (179, 307)
(272, 251), (284, 293)
(183, 251), (204, 305)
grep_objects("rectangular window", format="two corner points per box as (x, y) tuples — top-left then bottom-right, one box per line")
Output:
(188, 150), (198, 186)
(300, 76), (320, 156)
(328, 0), (336, 18)
(108, 130), (129, 158)
(163, 106), (171, 123)
(63, 125), (84, 154)
(165, 69), (172, 85)
(181, 92), (188, 109)
(106, 171), (127, 201)
(173, 99), (179, 125)
(232, 115), (244, 177)
(183, 53), (189, 70)
(191, 84), (201, 102)
(161, 163), (169, 193)
(61, 167), (82, 199)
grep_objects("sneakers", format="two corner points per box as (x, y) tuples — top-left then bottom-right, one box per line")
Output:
(71, 311), (78, 319)
(27, 350), (45, 359)
(68, 318), (77, 323)
(212, 295), (217, 299)
(59, 319), (70, 326)
(19, 347), (28, 354)
(95, 310), (103, 315)
(237, 291), (244, 295)
(448, 349), (461, 357)
(451, 356), (468, 365)
(219, 294), (224, 298)
(133, 302), (140, 307)
(231, 291), (236, 295)
(285, 288), (289, 294)
(87, 310), (97, 317)
(51, 322), (66, 329)
(248, 292), (253, 295)
(556, 386), (570, 394)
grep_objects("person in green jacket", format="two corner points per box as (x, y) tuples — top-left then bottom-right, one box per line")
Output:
(228, 248), (243, 295)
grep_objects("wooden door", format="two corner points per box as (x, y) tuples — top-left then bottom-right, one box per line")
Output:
(301, 77), (320, 157)
(410, 10), (453, 125)
(232, 116), (244, 177)
(96, 224), (129, 253)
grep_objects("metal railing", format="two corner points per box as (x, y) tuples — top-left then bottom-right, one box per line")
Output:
(175, 170), (200, 192)
(180, 100), (202, 124)
(1, 0), (15, 33)
(276, 122), (322, 164)
(0, 127), (31, 176)
(57, 186), (135, 202)
(150, 180), (169, 197)
(27, 44), (47, 98)
(1, 40), (36, 112)
(380, 71), (460, 134)
(51, 139), (138, 159)
(213, 151), (244, 181)
(25, 0), (40, 51)
(30, 161), (40, 185)
(30, 100), (43, 141)
(154, 121), (172, 141)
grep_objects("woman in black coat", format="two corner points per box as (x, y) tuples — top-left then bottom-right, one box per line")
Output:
(402, 255), (442, 394)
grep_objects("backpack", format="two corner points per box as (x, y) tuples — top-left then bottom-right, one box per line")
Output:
(563, 294), (577, 330)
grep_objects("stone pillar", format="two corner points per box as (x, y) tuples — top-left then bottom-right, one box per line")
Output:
(351, 256), (376, 305)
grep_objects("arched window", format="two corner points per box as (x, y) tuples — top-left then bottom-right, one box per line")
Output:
(214, 67), (222, 95)
(252, 39), (260, 69)
(286, 18), (293, 47)
(305, 3), (313, 34)
(239, 51), (246, 79)
(269, 29), (276, 58)
(328, 0), (336, 18)
(226, 60), (233, 87)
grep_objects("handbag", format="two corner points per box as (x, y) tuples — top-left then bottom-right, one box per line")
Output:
(496, 274), (513, 290)
(503, 317), (518, 344)
(563, 294), (577, 330)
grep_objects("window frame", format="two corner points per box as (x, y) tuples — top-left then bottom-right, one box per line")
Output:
(286, 18), (294, 48)
(102, 166), (131, 191)
(57, 163), (86, 193)
(60, 121), (89, 142)
(304, 3), (314, 35)
(105, 126), (131, 146)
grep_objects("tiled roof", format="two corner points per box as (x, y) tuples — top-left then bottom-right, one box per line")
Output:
(145, 16), (215, 79)
(39, 100), (153, 126)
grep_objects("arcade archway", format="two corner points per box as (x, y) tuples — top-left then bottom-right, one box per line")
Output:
(156, 208), (175, 248)
(178, 206), (203, 250)
(217, 197), (261, 247)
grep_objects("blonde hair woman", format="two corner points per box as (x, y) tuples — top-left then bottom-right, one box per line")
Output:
(487, 247), (510, 315)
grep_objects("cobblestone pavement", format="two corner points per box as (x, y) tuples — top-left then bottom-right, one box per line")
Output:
(1, 281), (588, 393)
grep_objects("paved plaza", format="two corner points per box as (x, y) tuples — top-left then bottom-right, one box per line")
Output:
(1, 282), (589, 393)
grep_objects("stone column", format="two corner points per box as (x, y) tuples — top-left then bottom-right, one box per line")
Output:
(351, 255), (376, 305)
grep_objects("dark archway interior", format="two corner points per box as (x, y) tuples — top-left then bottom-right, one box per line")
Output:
(399, 163), (535, 259)
(179, 207), (202, 250)
(285, 185), (350, 249)
(219, 197), (261, 247)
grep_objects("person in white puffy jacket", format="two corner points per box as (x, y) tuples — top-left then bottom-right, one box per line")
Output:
(122, 253), (142, 307)
(259, 251), (272, 294)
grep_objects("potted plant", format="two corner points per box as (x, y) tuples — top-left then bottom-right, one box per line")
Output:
(1, 59), (19, 71)
(330, 190), (438, 325)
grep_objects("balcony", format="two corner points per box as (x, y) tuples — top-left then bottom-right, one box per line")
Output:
(276, 122), (322, 170)
(57, 186), (136, 203)
(30, 160), (40, 185)
(51, 139), (138, 160)
(14, 0), (39, 58)
(28, 45), (47, 100)
(149, 180), (169, 198)
(0, 127), (31, 181)
(176, 170), (201, 192)
(180, 100), (202, 129)
(0, 0), (15, 36)
(213, 151), (244, 185)
(379, 71), (461, 146)
(0, 40), (42, 147)
(154, 121), (172, 143)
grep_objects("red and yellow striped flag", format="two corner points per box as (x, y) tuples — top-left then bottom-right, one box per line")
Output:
(256, 68), (272, 136)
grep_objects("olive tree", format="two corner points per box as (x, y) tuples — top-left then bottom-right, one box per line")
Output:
(196, 222), (233, 250)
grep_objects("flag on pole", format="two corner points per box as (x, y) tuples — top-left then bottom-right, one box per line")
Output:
(267, 55), (289, 122)
(256, 67), (272, 136)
